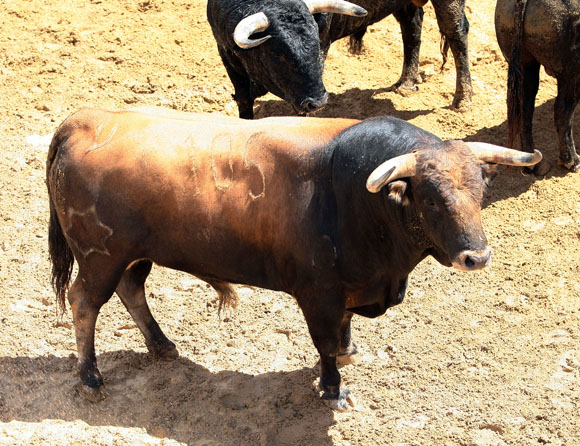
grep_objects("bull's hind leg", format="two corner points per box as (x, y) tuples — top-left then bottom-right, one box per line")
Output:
(67, 266), (122, 402)
(554, 77), (580, 171)
(432, 0), (472, 109)
(391, 4), (424, 92)
(520, 60), (550, 175)
(115, 260), (178, 360)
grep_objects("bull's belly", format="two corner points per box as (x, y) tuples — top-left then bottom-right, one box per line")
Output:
(143, 235), (299, 294)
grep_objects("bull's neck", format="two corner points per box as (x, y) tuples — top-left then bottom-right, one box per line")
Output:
(335, 192), (428, 288)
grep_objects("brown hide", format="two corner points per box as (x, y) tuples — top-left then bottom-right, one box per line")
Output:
(48, 108), (358, 283)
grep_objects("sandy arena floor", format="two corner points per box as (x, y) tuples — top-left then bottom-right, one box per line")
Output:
(0, 1), (578, 445)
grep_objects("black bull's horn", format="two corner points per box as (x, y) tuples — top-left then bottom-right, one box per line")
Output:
(233, 1), (367, 49)
(233, 12), (271, 49)
(366, 142), (543, 193)
(302, 0), (368, 16)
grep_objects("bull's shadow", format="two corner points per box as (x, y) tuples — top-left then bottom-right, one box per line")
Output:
(254, 87), (434, 121)
(0, 351), (335, 445)
(465, 97), (580, 208)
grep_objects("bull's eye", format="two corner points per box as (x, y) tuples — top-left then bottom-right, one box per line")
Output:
(423, 198), (438, 210)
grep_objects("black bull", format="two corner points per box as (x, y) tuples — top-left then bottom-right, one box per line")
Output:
(207, 0), (473, 119)
(495, 0), (580, 173)
(47, 108), (541, 410)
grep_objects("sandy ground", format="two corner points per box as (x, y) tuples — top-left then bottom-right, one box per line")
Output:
(0, 0), (579, 445)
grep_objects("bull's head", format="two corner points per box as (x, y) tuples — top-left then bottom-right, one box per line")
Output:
(232, 0), (367, 115)
(366, 143), (542, 271)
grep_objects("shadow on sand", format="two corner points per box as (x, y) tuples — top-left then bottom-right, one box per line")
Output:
(255, 87), (434, 121)
(0, 351), (335, 445)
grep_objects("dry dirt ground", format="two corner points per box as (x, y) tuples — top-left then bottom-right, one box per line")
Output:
(1, 1), (579, 445)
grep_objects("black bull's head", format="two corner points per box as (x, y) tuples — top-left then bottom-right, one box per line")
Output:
(366, 142), (542, 271)
(229, 0), (368, 116)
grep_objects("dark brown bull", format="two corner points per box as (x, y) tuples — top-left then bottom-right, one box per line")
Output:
(495, 0), (580, 173)
(47, 108), (541, 410)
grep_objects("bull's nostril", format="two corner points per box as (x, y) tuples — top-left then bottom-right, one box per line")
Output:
(454, 248), (491, 271)
(304, 101), (319, 112)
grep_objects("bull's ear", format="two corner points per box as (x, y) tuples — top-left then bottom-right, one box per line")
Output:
(388, 180), (410, 205)
(482, 163), (498, 186)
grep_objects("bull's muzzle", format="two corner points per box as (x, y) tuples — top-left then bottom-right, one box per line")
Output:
(299, 92), (328, 114)
(452, 246), (492, 271)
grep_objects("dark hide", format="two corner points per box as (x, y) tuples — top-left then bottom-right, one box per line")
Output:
(207, 0), (328, 119)
(495, 0), (580, 172)
(207, 0), (472, 118)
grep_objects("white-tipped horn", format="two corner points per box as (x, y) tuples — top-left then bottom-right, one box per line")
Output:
(366, 152), (418, 193)
(233, 12), (271, 49)
(303, 0), (368, 16)
(465, 142), (542, 166)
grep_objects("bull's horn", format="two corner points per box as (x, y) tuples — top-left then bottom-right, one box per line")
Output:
(366, 153), (417, 193)
(233, 12), (271, 49)
(303, 0), (368, 16)
(465, 142), (542, 166)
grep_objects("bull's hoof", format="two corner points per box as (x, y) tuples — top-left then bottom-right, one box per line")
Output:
(75, 383), (108, 402)
(322, 388), (356, 412)
(523, 159), (551, 176)
(150, 342), (179, 361)
(387, 78), (419, 95)
(337, 352), (359, 366)
(451, 95), (472, 111)
(337, 343), (359, 366)
(558, 157), (580, 172)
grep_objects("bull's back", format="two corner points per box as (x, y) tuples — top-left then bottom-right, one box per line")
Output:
(327, 0), (410, 41)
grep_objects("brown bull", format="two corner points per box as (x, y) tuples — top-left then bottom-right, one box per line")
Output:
(47, 108), (541, 410)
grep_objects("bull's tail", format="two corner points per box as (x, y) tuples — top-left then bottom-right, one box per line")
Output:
(439, 34), (449, 71)
(47, 127), (74, 314)
(348, 27), (366, 55)
(507, 0), (528, 148)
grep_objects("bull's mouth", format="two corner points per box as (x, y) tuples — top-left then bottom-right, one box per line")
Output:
(425, 248), (452, 267)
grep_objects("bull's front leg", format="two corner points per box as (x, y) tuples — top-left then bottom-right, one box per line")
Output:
(432, 0), (472, 109)
(218, 48), (258, 119)
(336, 311), (358, 365)
(391, 4), (424, 93)
(298, 292), (355, 411)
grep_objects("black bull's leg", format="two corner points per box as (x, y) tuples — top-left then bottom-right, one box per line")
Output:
(432, 0), (472, 109)
(298, 290), (356, 411)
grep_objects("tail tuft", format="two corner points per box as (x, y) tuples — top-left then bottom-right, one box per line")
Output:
(348, 28), (366, 55)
